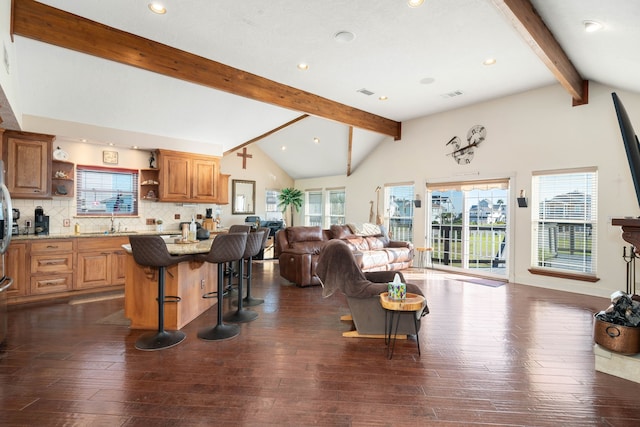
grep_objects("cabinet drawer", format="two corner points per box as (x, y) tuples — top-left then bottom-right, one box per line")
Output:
(77, 236), (129, 251)
(30, 274), (73, 295)
(31, 240), (74, 253)
(31, 253), (74, 274)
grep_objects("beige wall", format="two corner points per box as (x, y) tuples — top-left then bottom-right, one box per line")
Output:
(296, 82), (640, 298)
(12, 140), (293, 234)
(220, 144), (293, 227)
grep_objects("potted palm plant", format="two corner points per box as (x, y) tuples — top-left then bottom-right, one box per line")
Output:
(278, 187), (303, 227)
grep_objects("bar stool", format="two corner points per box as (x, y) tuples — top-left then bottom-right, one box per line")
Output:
(195, 232), (248, 341)
(224, 225), (253, 293)
(226, 230), (265, 322)
(129, 235), (193, 351)
(243, 227), (270, 307)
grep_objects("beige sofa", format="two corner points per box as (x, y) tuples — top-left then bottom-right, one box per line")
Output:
(276, 224), (413, 287)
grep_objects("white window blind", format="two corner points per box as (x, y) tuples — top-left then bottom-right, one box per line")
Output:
(531, 168), (597, 274)
(328, 188), (345, 225)
(305, 190), (323, 226)
(76, 165), (139, 216)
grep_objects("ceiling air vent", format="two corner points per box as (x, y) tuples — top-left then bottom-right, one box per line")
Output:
(440, 90), (463, 99)
(357, 88), (375, 96)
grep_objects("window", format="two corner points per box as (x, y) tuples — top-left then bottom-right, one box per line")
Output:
(265, 189), (283, 221)
(305, 190), (323, 226)
(327, 189), (346, 226)
(384, 183), (414, 242)
(304, 188), (346, 227)
(428, 178), (509, 276)
(531, 168), (597, 276)
(76, 165), (139, 216)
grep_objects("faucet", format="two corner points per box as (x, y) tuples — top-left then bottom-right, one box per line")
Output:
(110, 213), (116, 233)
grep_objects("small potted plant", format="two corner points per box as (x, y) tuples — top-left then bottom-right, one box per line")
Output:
(156, 219), (164, 232)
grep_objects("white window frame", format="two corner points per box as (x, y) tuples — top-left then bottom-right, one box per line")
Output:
(531, 167), (598, 280)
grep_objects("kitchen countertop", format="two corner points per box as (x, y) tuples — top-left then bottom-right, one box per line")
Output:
(11, 228), (229, 241)
(122, 236), (216, 255)
(10, 230), (172, 241)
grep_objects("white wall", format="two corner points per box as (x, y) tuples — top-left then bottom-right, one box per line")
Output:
(220, 144), (293, 226)
(296, 82), (640, 298)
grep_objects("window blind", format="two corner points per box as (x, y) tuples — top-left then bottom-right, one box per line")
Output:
(532, 169), (597, 274)
(76, 165), (139, 216)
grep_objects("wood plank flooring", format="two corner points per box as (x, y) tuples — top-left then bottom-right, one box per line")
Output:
(2, 262), (640, 426)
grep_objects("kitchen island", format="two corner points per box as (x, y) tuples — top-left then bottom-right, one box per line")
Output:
(123, 236), (220, 330)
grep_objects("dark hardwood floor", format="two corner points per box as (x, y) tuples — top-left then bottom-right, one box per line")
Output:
(2, 262), (640, 426)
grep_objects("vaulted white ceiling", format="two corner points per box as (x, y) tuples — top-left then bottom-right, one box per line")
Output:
(6, 0), (640, 179)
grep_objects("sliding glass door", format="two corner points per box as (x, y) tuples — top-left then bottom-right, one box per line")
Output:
(427, 179), (509, 277)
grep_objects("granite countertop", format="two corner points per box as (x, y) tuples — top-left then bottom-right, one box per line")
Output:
(12, 228), (229, 241)
(122, 236), (215, 255)
(11, 230), (173, 241)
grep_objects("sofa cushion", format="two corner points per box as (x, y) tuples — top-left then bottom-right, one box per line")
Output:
(348, 222), (383, 236)
(365, 236), (385, 250)
(286, 226), (323, 244)
(290, 241), (326, 255)
(330, 224), (352, 240)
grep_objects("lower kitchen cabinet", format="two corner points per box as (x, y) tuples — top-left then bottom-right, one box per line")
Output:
(7, 235), (129, 305)
(5, 242), (28, 298)
(30, 239), (75, 295)
(77, 236), (129, 289)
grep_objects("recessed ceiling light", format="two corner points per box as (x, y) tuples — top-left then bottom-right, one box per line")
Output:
(378, 96), (388, 101)
(108, 142), (115, 146)
(583, 20), (603, 33)
(483, 58), (497, 66)
(313, 137), (320, 144)
(148, 2), (166, 14)
(281, 145), (287, 151)
(420, 77), (435, 85)
(408, 0), (424, 8)
(80, 138), (87, 143)
(132, 146), (139, 150)
(297, 63), (309, 71)
(334, 31), (355, 43)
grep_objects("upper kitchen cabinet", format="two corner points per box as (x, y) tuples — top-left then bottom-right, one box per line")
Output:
(2, 130), (54, 199)
(157, 149), (225, 203)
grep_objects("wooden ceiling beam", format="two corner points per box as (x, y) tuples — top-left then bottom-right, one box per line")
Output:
(492, 0), (588, 105)
(224, 114), (309, 156)
(347, 127), (354, 177)
(11, 0), (401, 139)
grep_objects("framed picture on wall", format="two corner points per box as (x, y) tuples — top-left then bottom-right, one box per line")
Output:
(103, 150), (119, 165)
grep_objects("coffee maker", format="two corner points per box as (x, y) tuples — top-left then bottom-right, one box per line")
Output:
(11, 208), (19, 236)
(34, 206), (49, 236)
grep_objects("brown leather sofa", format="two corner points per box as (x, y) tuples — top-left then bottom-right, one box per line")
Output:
(276, 224), (413, 287)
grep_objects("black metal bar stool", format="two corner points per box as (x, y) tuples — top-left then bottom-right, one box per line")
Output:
(195, 232), (247, 341)
(224, 225), (253, 294)
(243, 227), (270, 307)
(129, 235), (193, 351)
(226, 230), (265, 322)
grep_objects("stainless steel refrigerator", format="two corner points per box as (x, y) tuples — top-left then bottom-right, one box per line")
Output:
(0, 160), (14, 345)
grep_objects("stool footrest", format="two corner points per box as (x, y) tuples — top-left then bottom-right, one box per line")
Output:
(163, 295), (181, 303)
(202, 291), (218, 299)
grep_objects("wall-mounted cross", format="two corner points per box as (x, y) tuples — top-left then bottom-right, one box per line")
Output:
(237, 147), (252, 169)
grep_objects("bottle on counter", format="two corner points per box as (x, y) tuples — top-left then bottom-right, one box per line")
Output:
(181, 223), (189, 241)
(189, 216), (197, 241)
(74, 222), (80, 235)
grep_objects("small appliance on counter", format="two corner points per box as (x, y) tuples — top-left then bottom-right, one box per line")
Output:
(11, 208), (19, 236)
(34, 206), (49, 236)
(202, 208), (216, 231)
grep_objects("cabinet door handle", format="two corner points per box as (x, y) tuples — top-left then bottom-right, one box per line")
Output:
(46, 245), (59, 249)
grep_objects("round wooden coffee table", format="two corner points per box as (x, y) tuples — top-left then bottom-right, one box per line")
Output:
(380, 292), (426, 359)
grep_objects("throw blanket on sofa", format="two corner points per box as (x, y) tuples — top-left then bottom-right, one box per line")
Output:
(317, 239), (425, 305)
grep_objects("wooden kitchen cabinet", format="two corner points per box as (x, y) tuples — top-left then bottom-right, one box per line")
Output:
(2, 130), (54, 199)
(77, 236), (129, 289)
(29, 239), (75, 295)
(5, 242), (28, 298)
(157, 149), (224, 203)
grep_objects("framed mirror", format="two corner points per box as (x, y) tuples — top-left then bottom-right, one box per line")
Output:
(232, 179), (256, 215)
